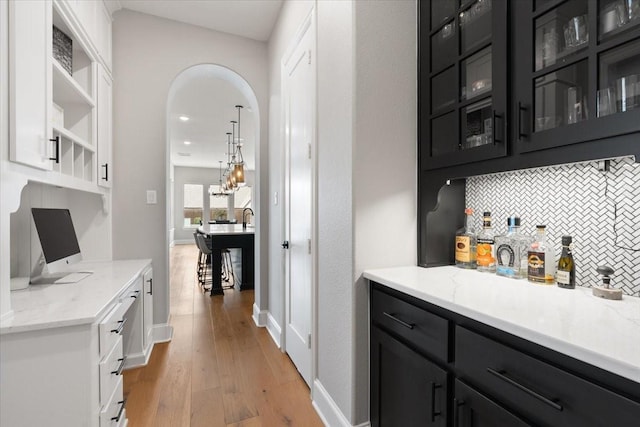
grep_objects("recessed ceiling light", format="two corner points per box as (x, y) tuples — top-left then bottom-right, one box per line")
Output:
(179, 115), (190, 122)
(183, 141), (192, 145)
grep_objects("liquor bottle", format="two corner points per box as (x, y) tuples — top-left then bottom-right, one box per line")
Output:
(556, 236), (575, 289)
(527, 225), (556, 284)
(476, 211), (496, 273)
(495, 216), (533, 279)
(455, 208), (477, 269)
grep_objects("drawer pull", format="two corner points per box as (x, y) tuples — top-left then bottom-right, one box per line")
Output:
(110, 318), (127, 335)
(430, 382), (442, 421)
(111, 357), (126, 376)
(453, 398), (465, 427)
(382, 312), (415, 329)
(111, 398), (127, 422)
(486, 367), (563, 411)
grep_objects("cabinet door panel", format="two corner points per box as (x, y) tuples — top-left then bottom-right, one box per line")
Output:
(9, 0), (52, 170)
(371, 326), (448, 427)
(454, 380), (532, 427)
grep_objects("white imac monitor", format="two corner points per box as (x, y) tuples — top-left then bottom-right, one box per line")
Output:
(31, 208), (89, 284)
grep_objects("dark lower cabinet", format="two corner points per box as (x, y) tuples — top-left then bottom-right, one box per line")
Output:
(369, 282), (640, 427)
(454, 380), (531, 427)
(370, 326), (448, 427)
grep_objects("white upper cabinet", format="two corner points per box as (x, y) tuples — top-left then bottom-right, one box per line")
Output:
(8, 0), (113, 192)
(9, 0), (53, 171)
(97, 64), (112, 188)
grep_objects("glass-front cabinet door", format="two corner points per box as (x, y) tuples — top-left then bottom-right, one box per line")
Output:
(420, 0), (508, 170)
(514, 0), (640, 153)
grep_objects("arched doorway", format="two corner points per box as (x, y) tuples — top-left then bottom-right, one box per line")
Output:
(165, 64), (261, 309)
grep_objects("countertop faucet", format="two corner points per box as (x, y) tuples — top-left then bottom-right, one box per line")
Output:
(242, 207), (254, 229)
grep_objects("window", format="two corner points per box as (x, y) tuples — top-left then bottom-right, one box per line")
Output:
(210, 191), (228, 221)
(183, 184), (203, 228)
(234, 186), (252, 223)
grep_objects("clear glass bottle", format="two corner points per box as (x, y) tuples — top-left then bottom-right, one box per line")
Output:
(455, 208), (477, 269)
(476, 211), (496, 273)
(527, 225), (556, 284)
(556, 235), (575, 289)
(495, 216), (533, 279)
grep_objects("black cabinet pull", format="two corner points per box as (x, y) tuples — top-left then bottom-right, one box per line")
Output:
(49, 136), (60, 163)
(430, 382), (442, 422)
(492, 111), (503, 144)
(282, 240), (289, 249)
(111, 357), (126, 376)
(147, 278), (153, 295)
(517, 102), (528, 140)
(486, 367), (563, 411)
(382, 311), (415, 329)
(101, 163), (109, 181)
(110, 318), (126, 335)
(111, 399), (127, 422)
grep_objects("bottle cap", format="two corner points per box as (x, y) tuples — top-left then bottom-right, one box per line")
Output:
(562, 235), (572, 245)
(507, 216), (520, 226)
(483, 211), (491, 217)
(536, 225), (546, 229)
(465, 208), (473, 215)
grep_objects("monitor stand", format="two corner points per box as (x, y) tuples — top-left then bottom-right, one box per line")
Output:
(29, 254), (93, 285)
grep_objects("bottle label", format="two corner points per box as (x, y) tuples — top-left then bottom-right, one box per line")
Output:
(557, 270), (571, 285)
(455, 236), (472, 262)
(496, 244), (515, 267)
(528, 251), (546, 282)
(476, 238), (495, 267)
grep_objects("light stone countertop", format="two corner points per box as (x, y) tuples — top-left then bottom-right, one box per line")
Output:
(1, 259), (151, 335)
(363, 265), (640, 383)
(199, 223), (255, 235)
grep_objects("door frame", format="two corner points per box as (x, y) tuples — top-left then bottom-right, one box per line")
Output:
(281, 7), (317, 391)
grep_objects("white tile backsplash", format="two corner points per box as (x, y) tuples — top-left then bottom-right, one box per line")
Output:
(466, 157), (640, 297)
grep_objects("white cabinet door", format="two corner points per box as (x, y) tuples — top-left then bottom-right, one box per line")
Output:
(143, 268), (154, 350)
(96, 1), (112, 71)
(71, 0), (96, 49)
(97, 64), (112, 188)
(9, 0), (53, 170)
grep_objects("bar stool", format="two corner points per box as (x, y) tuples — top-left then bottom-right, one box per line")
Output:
(194, 232), (212, 291)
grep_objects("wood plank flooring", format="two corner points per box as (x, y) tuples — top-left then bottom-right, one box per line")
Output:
(123, 244), (323, 427)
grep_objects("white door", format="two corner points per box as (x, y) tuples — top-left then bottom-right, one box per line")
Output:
(284, 16), (315, 386)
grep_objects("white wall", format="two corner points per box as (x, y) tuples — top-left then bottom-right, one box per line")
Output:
(268, 1), (416, 425)
(111, 10), (269, 325)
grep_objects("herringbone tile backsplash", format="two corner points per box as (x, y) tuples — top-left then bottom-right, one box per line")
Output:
(466, 157), (640, 297)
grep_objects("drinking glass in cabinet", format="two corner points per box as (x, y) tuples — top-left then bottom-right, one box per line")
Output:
(534, 60), (588, 131)
(563, 15), (588, 49)
(599, 38), (640, 115)
(460, 0), (492, 54)
(462, 47), (492, 101)
(462, 98), (493, 149)
(600, 0), (640, 39)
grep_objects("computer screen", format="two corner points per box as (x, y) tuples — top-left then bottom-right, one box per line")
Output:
(31, 208), (82, 274)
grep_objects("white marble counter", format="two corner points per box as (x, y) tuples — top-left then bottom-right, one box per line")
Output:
(199, 223), (255, 235)
(363, 266), (640, 383)
(1, 259), (151, 334)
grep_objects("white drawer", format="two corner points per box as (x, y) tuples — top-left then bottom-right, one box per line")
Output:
(121, 277), (142, 304)
(100, 376), (126, 427)
(99, 336), (124, 403)
(99, 298), (133, 358)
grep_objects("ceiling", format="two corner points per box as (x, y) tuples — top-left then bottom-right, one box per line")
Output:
(115, 0), (281, 171)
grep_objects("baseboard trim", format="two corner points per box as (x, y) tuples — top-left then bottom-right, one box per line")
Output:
(252, 303), (268, 327)
(153, 323), (173, 343)
(266, 312), (282, 348)
(312, 379), (371, 427)
(0, 309), (14, 322)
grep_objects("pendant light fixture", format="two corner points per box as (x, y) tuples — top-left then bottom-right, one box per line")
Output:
(209, 160), (227, 197)
(233, 105), (246, 186)
(227, 121), (237, 191)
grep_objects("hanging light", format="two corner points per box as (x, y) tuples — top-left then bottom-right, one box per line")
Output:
(209, 160), (228, 197)
(233, 105), (246, 186)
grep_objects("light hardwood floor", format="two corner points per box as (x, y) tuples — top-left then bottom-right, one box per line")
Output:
(123, 244), (324, 427)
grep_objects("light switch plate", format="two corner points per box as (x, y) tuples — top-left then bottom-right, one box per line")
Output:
(146, 190), (157, 204)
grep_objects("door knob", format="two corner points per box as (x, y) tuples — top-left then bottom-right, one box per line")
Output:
(282, 240), (289, 249)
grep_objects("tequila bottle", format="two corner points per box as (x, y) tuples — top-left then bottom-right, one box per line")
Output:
(556, 236), (575, 289)
(455, 208), (477, 269)
(527, 225), (556, 284)
(495, 216), (533, 279)
(476, 211), (496, 273)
